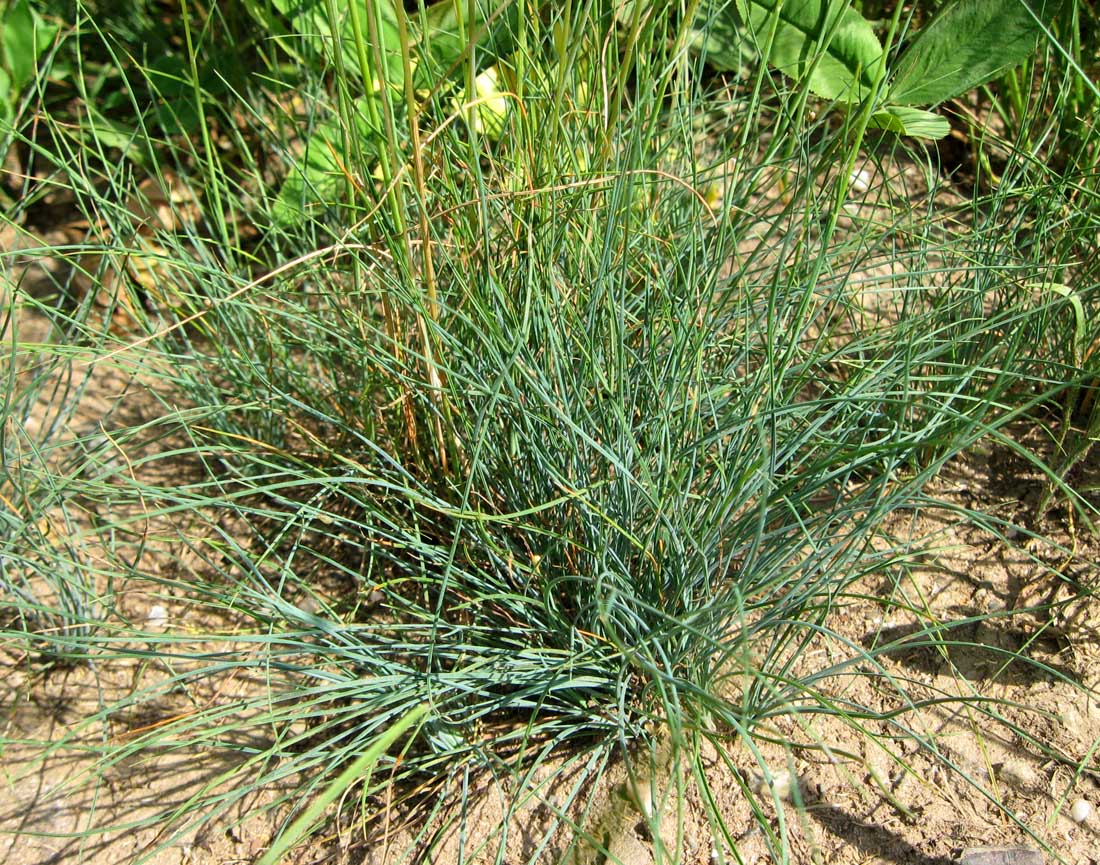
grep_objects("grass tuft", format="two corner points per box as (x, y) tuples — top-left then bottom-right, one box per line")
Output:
(2, 1), (1099, 863)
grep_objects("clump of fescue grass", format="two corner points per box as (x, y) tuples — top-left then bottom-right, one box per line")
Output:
(3, 0), (1100, 862)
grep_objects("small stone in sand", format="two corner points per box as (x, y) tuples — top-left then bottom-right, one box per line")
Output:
(146, 604), (169, 629)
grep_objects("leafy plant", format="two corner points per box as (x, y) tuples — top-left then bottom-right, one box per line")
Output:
(890, 0), (1066, 104)
(731, 0), (885, 102)
(698, 0), (1068, 138)
(0, 0), (58, 145)
(261, 0), (518, 227)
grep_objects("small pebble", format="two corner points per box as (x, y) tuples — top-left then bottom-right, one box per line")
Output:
(623, 777), (654, 818)
(146, 604), (168, 629)
(1071, 798), (1092, 823)
(998, 759), (1037, 789)
(850, 167), (872, 194)
(961, 846), (1042, 865)
(750, 769), (796, 802)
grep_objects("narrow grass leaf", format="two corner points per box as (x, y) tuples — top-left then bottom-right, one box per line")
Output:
(254, 702), (429, 865)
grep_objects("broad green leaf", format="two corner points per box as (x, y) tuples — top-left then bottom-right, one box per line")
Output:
(0, 67), (11, 126)
(690, 0), (758, 74)
(2, 0), (38, 91)
(890, 0), (1065, 106)
(80, 108), (143, 154)
(274, 96), (385, 228)
(269, 0), (404, 85)
(145, 50), (239, 136)
(1, 0), (58, 92)
(868, 105), (951, 139)
(719, 0), (884, 102)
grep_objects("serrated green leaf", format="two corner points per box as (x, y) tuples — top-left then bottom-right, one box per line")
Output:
(709, 0), (883, 102)
(890, 0), (1065, 106)
(869, 105), (951, 138)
